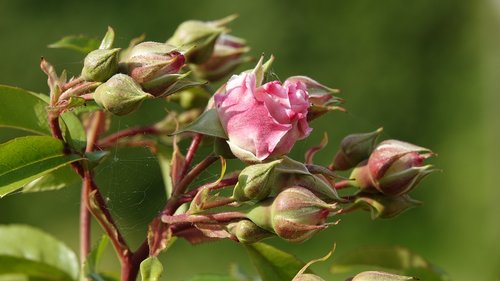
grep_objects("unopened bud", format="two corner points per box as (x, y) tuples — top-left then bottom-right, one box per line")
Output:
(232, 160), (282, 202)
(350, 140), (436, 196)
(191, 34), (251, 82)
(121, 42), (186, 96)
(81, 48), (120, 82)
(93, 74), (153, 116)
(227, 219), (274, 244)
(247, 186), (338, 243)
(347, 271), (418, 281)
(167, 15), (237, 64)
(332, 128), (383, 171)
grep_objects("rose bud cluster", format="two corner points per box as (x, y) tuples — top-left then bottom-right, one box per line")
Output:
(331, 128), (383, 170)
(246, 186), (339, 243)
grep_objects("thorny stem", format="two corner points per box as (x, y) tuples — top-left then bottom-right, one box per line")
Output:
(97, 126), (162, 148)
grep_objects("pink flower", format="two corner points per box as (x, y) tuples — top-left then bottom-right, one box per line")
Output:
(214, 72), (312, 162)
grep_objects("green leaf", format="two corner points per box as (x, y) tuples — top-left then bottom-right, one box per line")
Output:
(48, 35), (100, 54)
(84, 235), (109, 277)
(99, 27), (115, 50)
(140, 257), (163, 281)
(0, 85), (50, 135)
(173, 109), (227, 139)
(331, 246), (451, 281)
(0, 136), (84, 197)
(0, 224), (79, 281)
(245, 242), (306, 281)
(60, 111), (87, 153)
(186, 275), (239, 281)
(22, 165), (80, 193)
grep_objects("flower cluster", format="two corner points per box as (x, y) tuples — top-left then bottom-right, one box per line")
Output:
(33, 15), (439, 281)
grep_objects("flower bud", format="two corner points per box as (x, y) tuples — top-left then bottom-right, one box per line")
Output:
(93, 74), (153, 116)
(247, 186), (338, 243)
(232, 159), (282, 202)
(347, 271), (418, 281)
(191, 34), (251, 82)
(332, 128), (383, 171)
(121, 41), (186, 96)
(167, 15), (237, 64)
(350, 140), (436, 196)
(354, 193), (422, 219)
(227, 219), (274, 244)
(81, 48), (120, 82)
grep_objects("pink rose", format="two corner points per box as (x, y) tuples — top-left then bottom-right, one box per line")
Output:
(214, 72), (312, 162)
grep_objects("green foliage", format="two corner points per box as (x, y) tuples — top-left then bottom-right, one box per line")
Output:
(331, 246), (451, 281)
(245, 242), (306, 281)
(0, 85), (51, 135)
(22, 165), (80, 193)
(48, 35), (100, 54)
(0, 225), (79, 281)
(0, 136), (83, 197)
(140, 257), (163, 281)
(84, 235), (109, 281)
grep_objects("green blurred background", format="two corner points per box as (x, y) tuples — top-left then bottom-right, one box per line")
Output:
(1, 0), (499, 280)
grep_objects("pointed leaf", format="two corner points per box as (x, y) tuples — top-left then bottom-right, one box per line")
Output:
(331, 246), (450, 281)
(140, 257), (163, 281)
(173, 109), (227, 139)
(49, 35), (100, 53)
(0, 136), (84, 197)
(22, 165), (80, 193)
(245, 242), (306, 281)
(0, 224), (79, 281)
(99, 27), (115, 50)
(0, 85), (50, 135)
(60, 111), (87, 152)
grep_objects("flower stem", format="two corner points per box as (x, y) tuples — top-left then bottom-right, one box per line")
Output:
(98, 126), (162, 147)
(180, 134), (203, 178)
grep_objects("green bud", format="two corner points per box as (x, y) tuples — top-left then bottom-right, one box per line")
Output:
(227, 220), (274, 244)
(93, 74), (153, 116)
(332, 128), (383, 171)
(232, 159), (282, 202)
(247, 187), (338, 243)
(167, 15), (237, 64)
(348, 271), (418, 281)
(81, 48), (120, 82)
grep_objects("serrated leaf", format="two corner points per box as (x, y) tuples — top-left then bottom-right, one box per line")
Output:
(173, 109), (227, 139)
(140, 257), (163, 281)
(331, 246), (450, 281)
(0, 85), (50, 135)
(48, 35), (100, 54)
(186, 275), (239, 281)
(22, 165), (80, 193)
(245, 242), (306, 281)
(0, 136), (84, 197)
(0, 224), (79, 281)
(99, 27), (115, 50)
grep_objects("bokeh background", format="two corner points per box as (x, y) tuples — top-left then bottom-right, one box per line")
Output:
(1, 0), (499, 280)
